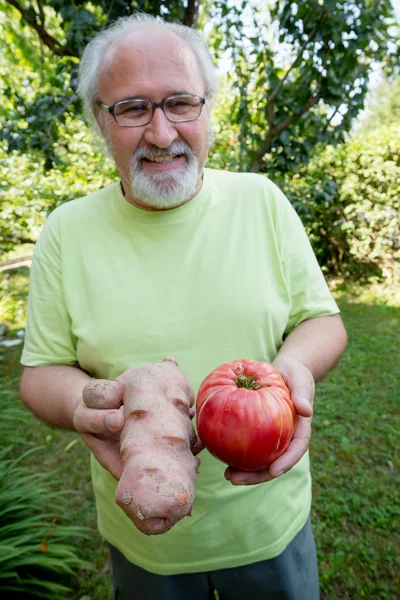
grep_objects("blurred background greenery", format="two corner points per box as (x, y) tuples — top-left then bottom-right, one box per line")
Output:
(1, 0), (399, 281)
(0, 1), (399, 598)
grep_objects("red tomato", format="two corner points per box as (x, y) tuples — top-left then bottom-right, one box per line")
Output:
(196, 359), (296, 471)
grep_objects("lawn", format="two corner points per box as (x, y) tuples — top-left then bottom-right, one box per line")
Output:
(311, 284), (400, 599)
(1, 269), (399, 599)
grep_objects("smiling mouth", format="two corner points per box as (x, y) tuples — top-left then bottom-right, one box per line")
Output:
(142, 154), (184, 164)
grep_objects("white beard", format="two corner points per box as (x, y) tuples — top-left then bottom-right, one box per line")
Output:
(129, 141), (200, 210)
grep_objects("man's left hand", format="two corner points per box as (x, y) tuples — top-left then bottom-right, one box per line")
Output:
(224, 357), (314, 485)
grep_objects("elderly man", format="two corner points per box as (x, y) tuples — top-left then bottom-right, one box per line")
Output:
(20, 13), (347, 600)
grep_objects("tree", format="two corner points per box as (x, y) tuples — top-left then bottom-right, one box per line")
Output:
(207, 0), (399, 177)
(0, 0), (399, 256)
(1, 0), (398, 176)
(0, 1), (198, 252)
(0, 1), (200, 169)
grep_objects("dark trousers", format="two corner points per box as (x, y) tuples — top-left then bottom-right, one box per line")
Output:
(108, 516), (319, 600)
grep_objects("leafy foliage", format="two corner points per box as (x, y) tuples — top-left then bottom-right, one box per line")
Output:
(0, 445), (93, 598)
(0, 349), (113, 598)
(0, 0), (200, 165)
(206, 0), (399, 177)
(1, 0), (398, 173)
(0, 352), (94, 598)
(0, 132), (117, 252)
(0, 268), (30, 333)
(0, 0), (399, 280)
(282, 123), (400, 278)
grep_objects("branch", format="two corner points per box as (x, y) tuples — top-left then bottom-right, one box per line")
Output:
(281, 91), (321, 132)
(46, 93), (78, 142)
(322, 104), (342, 135)
(268, 27), (318, 108)
(264, 4), (329, 137)
(321, 60), (370, 136)
(249, 90), (322, 173)
(5, 0), (76, 57)
(183, 0), (200, 28)
(0, 254), (33, 270)
(249, 130), (275, 174)
(0, 235), (37, 245)
(250, 50), (331, 172)
(275, 52), (329, 135)
(36, 0), (45, 26)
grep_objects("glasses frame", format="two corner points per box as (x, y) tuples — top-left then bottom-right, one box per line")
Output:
(97, 93), (206, 127)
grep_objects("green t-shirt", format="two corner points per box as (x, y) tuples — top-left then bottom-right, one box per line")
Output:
(22, 168), (339, 575)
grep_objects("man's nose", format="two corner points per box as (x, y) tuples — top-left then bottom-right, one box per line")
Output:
(142, 107), (179, 148)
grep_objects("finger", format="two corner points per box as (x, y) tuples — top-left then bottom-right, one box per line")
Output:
(268, 416), (312, 478)
(291, 395), (313, 418)
(82, 379), (125, 409)
(80, 433), (123, 480)
(274, 359), (315, 414)
(191, 434), (205, 456)
(285, 375), (314, 410)
(224, 466), (273, 486)
(188, 407), (196, 419)
(74, 403), (125, 435)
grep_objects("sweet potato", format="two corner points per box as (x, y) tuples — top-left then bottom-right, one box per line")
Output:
(82, 357), (199, 535)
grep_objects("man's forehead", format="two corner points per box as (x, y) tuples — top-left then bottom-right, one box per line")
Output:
(102, 25), (197, 73)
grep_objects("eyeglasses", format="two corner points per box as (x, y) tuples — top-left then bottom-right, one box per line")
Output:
(97, 93), (206, 127)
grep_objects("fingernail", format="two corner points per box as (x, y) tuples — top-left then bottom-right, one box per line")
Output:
(298, 397), (313, 414)
(300, 396), (311, 405)
(232, 478), (247, 486)
(106, 414), (119, 430)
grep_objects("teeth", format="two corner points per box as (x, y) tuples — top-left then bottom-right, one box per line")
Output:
(149, 157), (171, 163)
(146, 155), (179, 163)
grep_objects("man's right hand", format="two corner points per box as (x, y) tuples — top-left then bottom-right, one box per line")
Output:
(72, 369), (203, 481)
(73, 380), (125, 480)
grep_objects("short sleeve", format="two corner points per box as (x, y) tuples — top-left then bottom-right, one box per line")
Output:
(271, 183), (339, 334)
(21, 212), (77, 366)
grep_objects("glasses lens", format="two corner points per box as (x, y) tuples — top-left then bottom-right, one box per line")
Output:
(114, 99), (153, 126)
(164, 95), (202, 122)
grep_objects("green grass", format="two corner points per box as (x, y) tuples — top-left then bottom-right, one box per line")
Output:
(311, 285), (400, 599)
(0, 270), (399, 598)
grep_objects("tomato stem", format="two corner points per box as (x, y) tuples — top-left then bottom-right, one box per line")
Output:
(236, 374), (261, 390)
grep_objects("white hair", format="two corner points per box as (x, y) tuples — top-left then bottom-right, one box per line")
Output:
(77, 13), (218, 123)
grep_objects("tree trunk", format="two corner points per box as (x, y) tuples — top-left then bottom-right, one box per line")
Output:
(183, 0), (200, 28)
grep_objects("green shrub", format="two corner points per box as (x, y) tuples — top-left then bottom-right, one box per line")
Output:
(340, 125), (400, 277)
(282, 124), (400, 279)
(0, 268), (30, 332)
(0, 445), (93, 598)
(0, 127), (117, 254)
